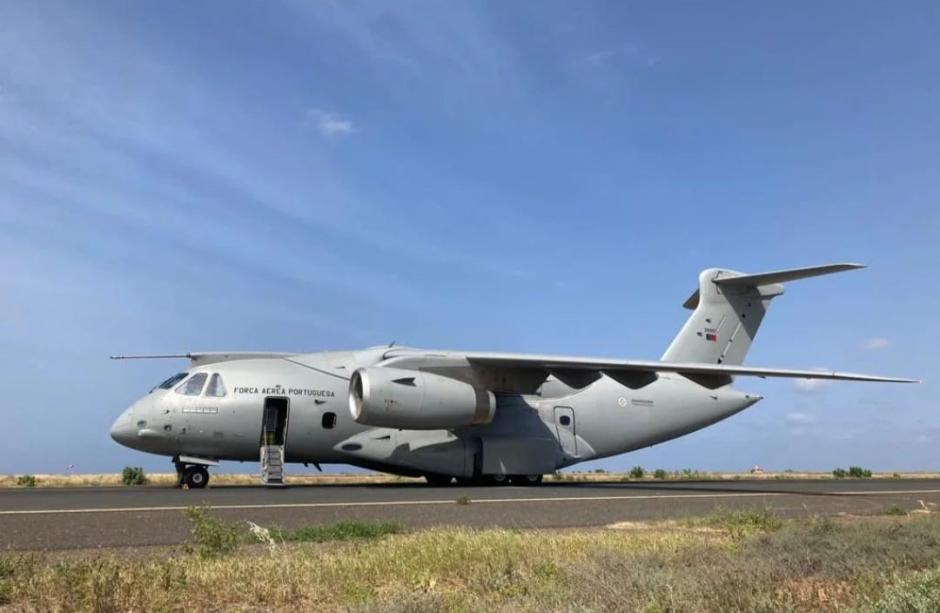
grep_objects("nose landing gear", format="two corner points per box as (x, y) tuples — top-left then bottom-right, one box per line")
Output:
(173, 458), (211, 489)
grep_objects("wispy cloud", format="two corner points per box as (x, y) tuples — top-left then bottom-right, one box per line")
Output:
(785, 412), (817, 425)
(862, 337), (890, 351)
(793, 378), (830, 393)
(791, 366), (835, 393)
(305, 108), (356, 136)
(576, 43), (660, 68)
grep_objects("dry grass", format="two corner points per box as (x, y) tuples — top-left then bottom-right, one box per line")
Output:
(0, 472), (422, 488)
(2, 511), (940, 611)
(3, 471), (937, 488)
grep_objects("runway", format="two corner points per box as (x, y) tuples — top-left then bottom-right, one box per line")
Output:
(2, 479), (938, 550)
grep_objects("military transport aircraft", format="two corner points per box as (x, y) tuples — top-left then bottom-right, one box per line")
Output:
(110, 264), (918, 488)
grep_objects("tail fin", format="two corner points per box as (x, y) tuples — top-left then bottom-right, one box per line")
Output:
(662, 264), (864, 365)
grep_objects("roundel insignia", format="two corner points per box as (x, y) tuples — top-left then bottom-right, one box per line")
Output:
(617, 397), (627, 408)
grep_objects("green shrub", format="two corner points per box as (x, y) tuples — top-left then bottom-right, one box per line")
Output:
(833, 468), (848, 479)
(869, 567), (940, 612)
(121, 466), (147, 486)
(653, 468), (668, 480)
(456, 496), (471, 506)
(0, 558), (13, 605)
(183, 506), (243, 559)
(882, 505), (907, 516)
(629, 466), (645, 479)
(848, 466), (873, 478)
(15, 475), (36, 488)
(271, 521), (402, 543)
(699, 509), (783, 541)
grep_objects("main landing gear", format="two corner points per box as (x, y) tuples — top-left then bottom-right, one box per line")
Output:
(174, 460), (210, 489)
(425, 474), (544, 486)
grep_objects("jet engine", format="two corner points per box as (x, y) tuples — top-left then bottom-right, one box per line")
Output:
(349, 367), (496, 429)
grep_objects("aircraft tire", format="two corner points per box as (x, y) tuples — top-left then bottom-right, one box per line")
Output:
(510, 474), (543, 486)
(184, 466), (209, 489)
(424, 474), (453, 486)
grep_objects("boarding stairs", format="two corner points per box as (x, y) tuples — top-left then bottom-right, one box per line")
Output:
(260, 444), (285, 486)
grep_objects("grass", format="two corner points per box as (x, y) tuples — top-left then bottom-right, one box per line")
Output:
(0, 472), (426, 488)
(2, 510), (940, 611)
(4, 471), (940, 488)
(270, 521), (402, 543)
(183, 506), (402, 557)
(689, 508), (785, 541)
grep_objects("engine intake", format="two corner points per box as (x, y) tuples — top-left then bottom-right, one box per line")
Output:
(349, 367), (495, 429)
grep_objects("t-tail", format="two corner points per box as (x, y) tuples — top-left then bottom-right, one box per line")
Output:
(662, 263), (865, 365)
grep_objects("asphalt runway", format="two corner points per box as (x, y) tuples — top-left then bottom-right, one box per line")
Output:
(2, 479), (939, 551)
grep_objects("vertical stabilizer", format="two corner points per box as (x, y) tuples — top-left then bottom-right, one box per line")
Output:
(661, 264), (864, 365)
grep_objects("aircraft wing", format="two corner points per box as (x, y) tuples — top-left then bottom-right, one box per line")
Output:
(462, 353), (919, 383)
(379, 348), (919, 392)
(110, 352), (298, 366)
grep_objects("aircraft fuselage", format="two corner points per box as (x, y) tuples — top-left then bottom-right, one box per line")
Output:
(111, 346), (761, 482)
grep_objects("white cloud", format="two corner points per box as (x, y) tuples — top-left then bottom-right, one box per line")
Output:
(785, 412), (817, 425)
(793, 378), (830, 393)
(862, 337), (890, 351)
(305, 108), (356, 136)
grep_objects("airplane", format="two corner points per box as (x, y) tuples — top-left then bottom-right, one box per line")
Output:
(109, 263), (919, 488)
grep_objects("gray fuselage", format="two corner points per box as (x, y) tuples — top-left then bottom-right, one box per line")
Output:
(111, 346), (761, 478)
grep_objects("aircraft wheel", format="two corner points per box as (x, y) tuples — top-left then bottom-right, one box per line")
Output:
(489, 474), (510, 486)
(424, 474), (453, 486)
(510, 474), (543, 486)
(184, 466), (209, 489)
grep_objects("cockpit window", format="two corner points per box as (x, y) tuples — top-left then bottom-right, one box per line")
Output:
(157, 373), (188, 390)
(176, 372), (208, 396)
(205, 374), (227, 397)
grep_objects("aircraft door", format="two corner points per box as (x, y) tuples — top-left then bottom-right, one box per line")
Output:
(553, 406), (578, 458)
(261, 397), (289, 446)
(260, 397), (289, 486)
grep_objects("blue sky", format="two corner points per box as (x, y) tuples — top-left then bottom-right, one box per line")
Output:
(1, 2), (937, 475)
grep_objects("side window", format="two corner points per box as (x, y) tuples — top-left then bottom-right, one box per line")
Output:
(176, 373), (208, 396)
(157, 373), (188, 390)
(322, 412), (336, 429)
(205, 374), (227, 397)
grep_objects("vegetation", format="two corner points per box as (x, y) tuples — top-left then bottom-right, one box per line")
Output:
(184, 506), (402, 558)
(15, 474), (36, 487)
(4, 470), (939, 489)
(456, 495), (472, 505)
(870, 567), (940, 612)
(629, 465), (645, 479)
(270, 521), (402, 543)
(690, 508), (784, 542)
(1, 509), (940, 610)
(849, 465), (874, 478)
(834, 466), (874, 479)
(184, 506), (243, 559)
(120, 466), (147, 486)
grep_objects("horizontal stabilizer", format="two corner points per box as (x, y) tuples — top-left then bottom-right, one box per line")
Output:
(714, 263), (865, 287)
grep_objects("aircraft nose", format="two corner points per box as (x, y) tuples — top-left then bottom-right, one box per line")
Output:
(110, 411), (137, 447)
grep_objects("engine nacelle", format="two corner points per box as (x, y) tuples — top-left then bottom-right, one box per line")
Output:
(349, 367), (496, 430)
